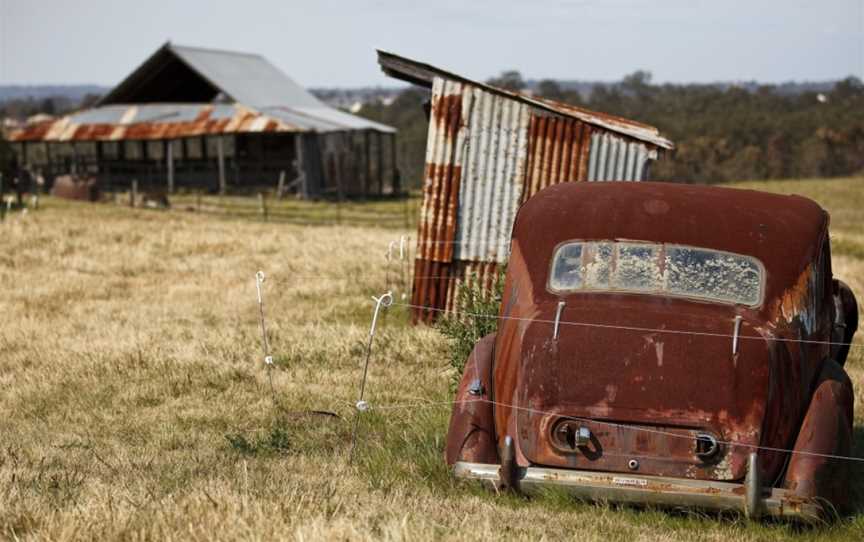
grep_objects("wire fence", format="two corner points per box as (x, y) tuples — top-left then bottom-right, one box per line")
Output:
(249, 234), (864, 472)
(99, 186), (421, 230)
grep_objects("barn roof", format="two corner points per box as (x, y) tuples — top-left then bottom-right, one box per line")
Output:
(8, 43), (393, 141)
(99, 43), (327, 109)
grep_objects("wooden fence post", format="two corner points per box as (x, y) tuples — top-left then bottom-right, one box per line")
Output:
(131, 179), (138, 208)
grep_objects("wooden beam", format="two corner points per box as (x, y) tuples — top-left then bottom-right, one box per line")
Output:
(216, 137), (226, 195)
(377, 131), (384, 196)
(166, 140), (175, 194)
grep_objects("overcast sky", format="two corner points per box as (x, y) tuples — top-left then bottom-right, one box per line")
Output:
(1, 0), (862, 88)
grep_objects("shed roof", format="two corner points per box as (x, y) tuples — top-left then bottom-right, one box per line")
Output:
(377, 50), (672, 149)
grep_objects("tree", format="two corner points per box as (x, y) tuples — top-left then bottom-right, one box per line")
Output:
(0, 133), (15, 193)
(622, 70), (652, 89)
(486, 70), (525, 92)
(38, 98), (57, 116)
(536, 79), (564, 101)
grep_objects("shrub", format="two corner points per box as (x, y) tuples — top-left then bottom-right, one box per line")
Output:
(436, 268), (506, 388)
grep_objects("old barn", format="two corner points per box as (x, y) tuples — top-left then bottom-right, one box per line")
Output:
(7, 43), (397, 198)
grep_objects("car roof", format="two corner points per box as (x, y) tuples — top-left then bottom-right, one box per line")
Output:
(514, 181), (828, 304)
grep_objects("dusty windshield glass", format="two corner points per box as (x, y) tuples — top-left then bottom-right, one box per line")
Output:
(548, 241), (763, 306)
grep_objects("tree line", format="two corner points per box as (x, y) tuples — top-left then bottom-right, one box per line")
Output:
(358, 72), (864, 186)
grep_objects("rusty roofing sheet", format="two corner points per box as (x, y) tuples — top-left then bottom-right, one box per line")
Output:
(410, 74), (671, 322)
(7, 102), (394, 142)
(454, 85), (531, 263)
(378, 50), (673, 150)
(522, 114), (592, 202)
(415, 77), (468, 263)
(587, 131), (657, 181)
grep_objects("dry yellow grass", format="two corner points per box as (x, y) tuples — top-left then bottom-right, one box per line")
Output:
(1, 177), (863, 541)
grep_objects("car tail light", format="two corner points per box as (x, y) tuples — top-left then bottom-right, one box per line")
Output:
(695, 432), (721, 461)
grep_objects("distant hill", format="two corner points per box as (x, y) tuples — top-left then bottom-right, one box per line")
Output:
(0, 85), (109, 102)
(308, 79), (844, 109)
(522, 79), (840, 99)
(2, 79), (841, 109)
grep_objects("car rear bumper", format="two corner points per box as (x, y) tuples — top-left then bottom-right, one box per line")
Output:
(453, 461), (822, 521)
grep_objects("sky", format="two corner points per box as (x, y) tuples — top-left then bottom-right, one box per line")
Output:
(0, 0), (862, 88)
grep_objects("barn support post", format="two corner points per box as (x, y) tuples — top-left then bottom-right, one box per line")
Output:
(390, 133), (399, 195)
(276, 170), (286, 199)
(45, 143), (53, 179)
(166, 140), (175, 194)
(216, 136), (226, 195)
(293, 135), (308, 200)
(95, 141), (103, 177)
(328, 132), (346, 202)
(377, 131), (384, 196)
(364, 130), (372, 199)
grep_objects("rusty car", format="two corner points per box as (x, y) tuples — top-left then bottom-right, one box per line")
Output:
(445, 181), (859, 520)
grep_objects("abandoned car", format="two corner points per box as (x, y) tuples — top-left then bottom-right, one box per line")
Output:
(446, 181), (859, 520)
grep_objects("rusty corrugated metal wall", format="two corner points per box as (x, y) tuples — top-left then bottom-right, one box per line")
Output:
(411, 75), (668, 323)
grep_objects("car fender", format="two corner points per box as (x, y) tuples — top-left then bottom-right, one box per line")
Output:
(783, 359), (854, 512)
(831, 279), (859, 366)
(445, 333), (498, 466)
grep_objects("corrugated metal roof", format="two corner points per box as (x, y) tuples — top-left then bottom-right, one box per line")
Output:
(169, 44), (325, 109)
(378, 50), (673, 150)
(263, 106), (395, 133)
(85, 42), (393, 135)
(8, 103), (395, 142)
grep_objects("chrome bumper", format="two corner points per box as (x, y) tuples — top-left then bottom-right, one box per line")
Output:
(453, 461), (822, 521)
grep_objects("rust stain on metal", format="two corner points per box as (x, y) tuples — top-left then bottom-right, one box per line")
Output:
(522, 115), (592, 203)
(432, 92), (463, 138)
(444, 180), (858, 517)
(410, 258), (498, 325)
(7, 104), (295, 142)
(408, 71), (662, 323)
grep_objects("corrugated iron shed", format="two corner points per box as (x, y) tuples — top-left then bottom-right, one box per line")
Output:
(377, 50), (675, 323)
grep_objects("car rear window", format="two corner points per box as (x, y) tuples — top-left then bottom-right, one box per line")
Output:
(549, 240), (764, 307)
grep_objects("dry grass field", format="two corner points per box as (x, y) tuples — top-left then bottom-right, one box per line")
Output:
(1, 176), (863, 541)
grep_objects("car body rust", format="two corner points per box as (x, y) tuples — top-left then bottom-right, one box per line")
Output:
(445, 181), (859, 519)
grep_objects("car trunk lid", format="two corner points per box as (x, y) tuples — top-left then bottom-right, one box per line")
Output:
(509, 298), (770, 481)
